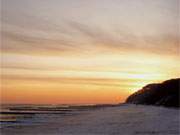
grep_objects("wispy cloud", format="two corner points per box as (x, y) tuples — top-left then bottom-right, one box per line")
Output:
(2, 17), (178, 56)
(1, 0), (179, 104)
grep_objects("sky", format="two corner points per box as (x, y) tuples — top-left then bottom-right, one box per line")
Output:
(1, 0), (179, 104)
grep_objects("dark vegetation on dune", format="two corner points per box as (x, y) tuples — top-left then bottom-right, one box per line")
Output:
(126, 78), (180, 107)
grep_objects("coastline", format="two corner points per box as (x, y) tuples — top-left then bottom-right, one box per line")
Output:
(1, 104), (179, 135)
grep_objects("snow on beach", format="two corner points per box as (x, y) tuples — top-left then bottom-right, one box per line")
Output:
(1, 104), (179, 135)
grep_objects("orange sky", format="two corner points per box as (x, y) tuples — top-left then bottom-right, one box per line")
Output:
(1, 0), (179, 104)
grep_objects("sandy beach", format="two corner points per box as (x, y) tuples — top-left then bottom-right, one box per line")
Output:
(1, 104), (179, 135)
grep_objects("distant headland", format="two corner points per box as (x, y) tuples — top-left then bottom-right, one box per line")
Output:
(126, 78), (180, 107)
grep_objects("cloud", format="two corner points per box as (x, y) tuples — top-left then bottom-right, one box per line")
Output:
(2, 8), (179, 57)
(2, 73), (148, 88)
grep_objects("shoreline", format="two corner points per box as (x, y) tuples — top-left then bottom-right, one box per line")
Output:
(1, 104), (179, 135)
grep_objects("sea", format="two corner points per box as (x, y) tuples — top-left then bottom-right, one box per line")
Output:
(0, 104), (116, 128)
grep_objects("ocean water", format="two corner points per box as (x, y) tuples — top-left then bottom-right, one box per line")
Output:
(0, 104), (115, 128)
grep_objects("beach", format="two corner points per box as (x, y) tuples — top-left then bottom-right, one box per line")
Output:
(1, 104), (179, 135)
(2, 0), (179, 134)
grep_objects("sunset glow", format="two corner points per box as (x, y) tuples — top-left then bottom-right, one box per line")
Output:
(1, 0), (179, 104)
